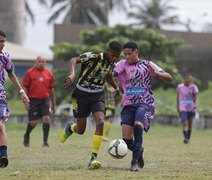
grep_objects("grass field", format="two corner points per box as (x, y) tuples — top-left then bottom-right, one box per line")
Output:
(0, 121), (211, 180)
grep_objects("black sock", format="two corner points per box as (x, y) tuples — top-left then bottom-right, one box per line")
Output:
(188, 130), (192, 140)
(123, 139), (134, 151)
(25, 123), (34, 136)
(183, 130), (188, 139)
(133, 124), (143, 162)
(0, 145), (7, 158)
(43, 123), (50, 144)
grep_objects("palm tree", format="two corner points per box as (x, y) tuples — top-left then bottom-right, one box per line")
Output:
(127, 0), (180, 29)
(47, 0), (130, 25)
(25, 0), (47, 24)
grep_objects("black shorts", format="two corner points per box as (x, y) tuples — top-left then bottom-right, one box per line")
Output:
(28, 98), (50, 121)
(72, 88), (105, 118)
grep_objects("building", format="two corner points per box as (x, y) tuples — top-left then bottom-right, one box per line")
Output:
(4, 41), (53, 77)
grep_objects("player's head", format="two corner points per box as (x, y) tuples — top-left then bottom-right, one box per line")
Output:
(0, 30), (6, 51)
(123, 42), (139, 65)
(183, 72), (191, 86)
(107, 41), (122, 64)
(35, 56), (47, 71)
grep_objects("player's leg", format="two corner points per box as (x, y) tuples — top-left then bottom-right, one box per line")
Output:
(41, 98), (51, 147)
(23, 99), (40, 147)
(0, 120), (8, 168)
(0, 102), (9, 168)
(180, 112), (189, 144)
(187, 112), (195, 141)
(103, 108), (114, 141)
(87, 98), (105, 170)
(59, 96), (89, 143)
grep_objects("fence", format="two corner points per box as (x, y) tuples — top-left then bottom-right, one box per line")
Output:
(9, 114), (212, 129)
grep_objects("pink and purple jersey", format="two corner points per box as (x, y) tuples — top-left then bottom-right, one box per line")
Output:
(0, 51), (13, 101)
(114, 59), (164, 118)
(176, 83), (198, 112)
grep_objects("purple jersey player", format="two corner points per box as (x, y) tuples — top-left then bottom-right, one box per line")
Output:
(176, 73), (199, 144)
(114, 42), (172, 171)
(0, 30), (29, 168)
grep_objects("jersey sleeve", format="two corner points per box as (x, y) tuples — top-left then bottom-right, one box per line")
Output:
(80, 52), (100, 63)
(113, 60), (125, 77)
(149, 61), (164, 72)
(3, 52), (13, 73)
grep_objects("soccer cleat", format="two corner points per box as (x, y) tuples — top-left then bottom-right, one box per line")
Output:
(0, 156), (8, 168)
(59, 121), (74, 143)
(23, 134), (30, 147)
(88, 159), (102, 170)
(42, 142), (49, 148)
(130, 160), (139, 171)
(138, 147), (144, 168)
(183, 139), (189, 144)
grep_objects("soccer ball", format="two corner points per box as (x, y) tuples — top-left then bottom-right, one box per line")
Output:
(108, 139), (128, 159)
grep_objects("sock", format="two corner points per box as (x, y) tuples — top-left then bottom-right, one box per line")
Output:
(133, 124), (143, 162)
(188, 130), (192, 140)
(43, 123), (50, 144)
(183, 130), (188, 139)
(91, 134), (102, 156)
(0, 145), (7, 157)
(103, 121), (111, 137)
(25, 123), (35, 136)
(123, 139), (134, 151)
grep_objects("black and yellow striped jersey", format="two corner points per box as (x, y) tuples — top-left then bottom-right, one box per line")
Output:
(76, 51), (114, 93)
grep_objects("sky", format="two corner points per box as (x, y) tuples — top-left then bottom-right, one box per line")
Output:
(24, 0), (212, 56)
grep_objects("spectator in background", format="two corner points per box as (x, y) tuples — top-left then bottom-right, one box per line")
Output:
(0, 30), (29, 168)
(22, 56), (56, 148)
(102, 81), (120, 141)
(176, 73), (199, 144)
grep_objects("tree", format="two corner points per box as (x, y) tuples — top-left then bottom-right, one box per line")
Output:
(46, 0), (130, 25)
(51, 25), (183, 104)
(128, 0), (180, 29)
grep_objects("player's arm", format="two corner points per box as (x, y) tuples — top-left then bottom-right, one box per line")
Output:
(106, 75), (121, 96)
(176, 93), (180, 112)
(50, 87), (56, 114)
(194, 93), (199, 110)
(148, 62), (172, 81)
(64, 56), (81, 88)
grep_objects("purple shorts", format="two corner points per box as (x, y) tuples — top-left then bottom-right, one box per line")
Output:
(120, 103), (153, 132)
(0, 100), (10, 121)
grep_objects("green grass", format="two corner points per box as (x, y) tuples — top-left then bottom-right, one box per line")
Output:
(0, 122), (211, 179)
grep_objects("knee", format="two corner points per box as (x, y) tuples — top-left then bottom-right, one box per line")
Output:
(96, 118), (104, 128)
(0, 122), (5, 132)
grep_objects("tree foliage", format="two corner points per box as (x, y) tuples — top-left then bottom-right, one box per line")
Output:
(51, 25), (183, 104)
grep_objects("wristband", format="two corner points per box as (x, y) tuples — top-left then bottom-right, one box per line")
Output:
(19, 89), (25, 94)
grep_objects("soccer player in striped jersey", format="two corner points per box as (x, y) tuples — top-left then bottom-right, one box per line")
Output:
(0, 30), (29, 168)
(114, 42), (172, 171)
(59, 41), (122, 170)
(176, 73), (199, 144)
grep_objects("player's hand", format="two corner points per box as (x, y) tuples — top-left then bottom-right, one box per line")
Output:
(21, 93), (30, 110)
(51, 105), (56, 114)
(64, 74), (75, 88)
(147, 64), (156, 76)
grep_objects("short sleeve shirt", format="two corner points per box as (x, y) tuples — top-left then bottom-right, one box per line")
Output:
(176, 83), (199, 112)
(114, 59), (164, 117)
